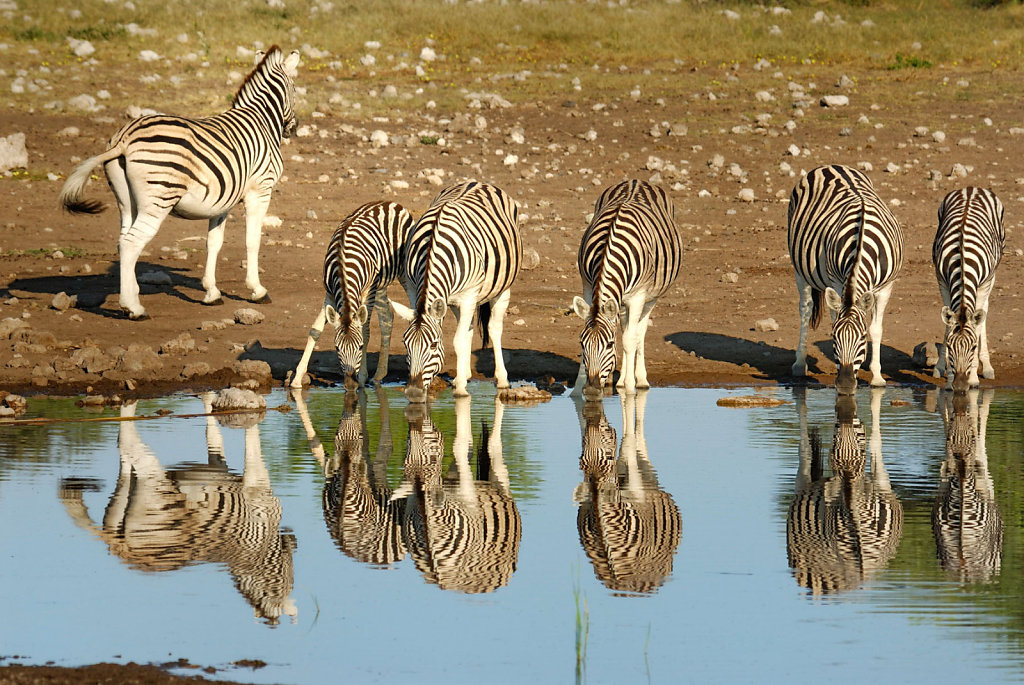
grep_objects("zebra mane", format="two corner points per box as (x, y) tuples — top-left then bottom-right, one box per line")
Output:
(233, 46), (283, 107)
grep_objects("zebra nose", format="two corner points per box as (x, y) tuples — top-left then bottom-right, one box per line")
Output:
(951, 371), (971, 394)
(343, 374), (360, 391)
(405, 382), (427, 404)
(835, 365), (858, 395)
(582, 384), (603, 402)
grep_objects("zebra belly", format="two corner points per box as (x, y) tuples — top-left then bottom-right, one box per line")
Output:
(171, 186), (241, 220)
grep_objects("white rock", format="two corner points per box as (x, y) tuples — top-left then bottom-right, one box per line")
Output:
(69, 39), (95, 57)
(0, 132), (27, 172)
(932, 130), (946, 143)
(754, 318), (779, 332)
(390, 179), (409, 189)
(360, 54), (375, 66)
(419, 46), (437, 62)
(364, 41), (381, 50)
(755, 90), (775, 103)
(262, 215), (282, 228)
(913, 126), (929, 137)
(68, 94), (99, 112)
(819, 95), (849, 107)
(884, 162), (900, 174)
(382, 84), (398, 98)
(857, 161), (873, 172)
(785, 144), (801, 156)
(212, 387), (266, 411)
(738, 188), (756, 202)
(503, 154), (519, 167)
(138, 50), (161, 62)
(369, 130), (389, 148)
(233, 308), (265, 325)
(949, 163), (968, 179)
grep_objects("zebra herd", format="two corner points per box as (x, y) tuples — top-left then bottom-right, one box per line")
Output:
(59, 47), (1007, 398)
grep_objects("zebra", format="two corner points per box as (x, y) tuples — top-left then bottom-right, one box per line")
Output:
(787, 165), (904, 394)
(58, 394), (297, 624)
(392, 396), (522, 593)
(933, 389), (1003, 583)
(291, 201), (414, 390)
(932, 187), (1005, 392)
(389, 181), (522, 402)
(58, 47), (301, 320)
(573, 391), (682, 595)
(787, 389), (903, 594)
(571, 180), (683, 401)
(291, 386), (406, 567)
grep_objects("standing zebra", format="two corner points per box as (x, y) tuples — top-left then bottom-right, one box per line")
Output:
(390, 181), (522, 402)
(932, 187), (1005, 392)
(571, 180), (682, 401)
(59, 47), (301, 319)
(291, 201), (413, 389)
(788, 165), (904, 394)
(933, 389), (1002, 583)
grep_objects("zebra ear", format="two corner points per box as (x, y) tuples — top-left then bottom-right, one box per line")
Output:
(325, 304), (340, 327)
(824, 287), (843, 312)
(352, 304), (368, 327)
(254, 50), (266, 66)
(428, 298), (447, 320)
(857, 291), (875, 314)
(390, 298), (415, 322)
(972, 309), (986, 327)
(941, 305), (956, 327)
(599, 298), (618, 320)
(572, 296), (590, 320)
(283, 50), (300, 77)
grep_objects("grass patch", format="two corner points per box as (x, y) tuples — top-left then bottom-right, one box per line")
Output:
(887, 52), (934, 70)
(7, 247), (88, 259)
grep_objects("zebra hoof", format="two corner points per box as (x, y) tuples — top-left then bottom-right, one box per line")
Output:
(202, 297), (224, 307)
(251, 293), (273, 305)
(127, 311), (150, 321)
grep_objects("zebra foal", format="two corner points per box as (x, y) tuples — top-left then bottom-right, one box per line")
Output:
(291, 201), (413, 389)
(932, 187), (1005, 392)
(390, 181), (522, 403)
(788, 165), (904, 394)
(571, 180), (682, 401)
(59, 46), (300, 319)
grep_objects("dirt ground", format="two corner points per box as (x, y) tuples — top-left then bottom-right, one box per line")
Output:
(2, 62), (1023, 401)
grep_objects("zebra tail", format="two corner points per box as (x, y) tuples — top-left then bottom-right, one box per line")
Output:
(59, 146), (122, 214)
(478, 301), (492, 348)
(477, 419), (491, 481)
(809, 288), (824, 330)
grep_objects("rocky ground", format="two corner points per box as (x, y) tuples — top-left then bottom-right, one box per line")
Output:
(3, 59), (1024, 411)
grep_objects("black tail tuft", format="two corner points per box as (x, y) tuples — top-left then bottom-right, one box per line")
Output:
(64, 198), (107, 215)
(810, 289), (824, 330)
(477, 419), (491, 480)
(478, 302), (492, 348)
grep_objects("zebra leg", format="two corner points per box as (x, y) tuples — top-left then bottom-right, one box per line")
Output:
(934, 282), (952, 379)
(633, 299), (658, 390)
(373, 287), (394, 383)
(977, 279), (995, 380)
(792, 276), (814, 376)
(242, 189), (271, 303)
(488, 288), (513, 389)
(291, 299), (329, 388)
(358, 289), (374, 388)
(867, 282), (894, 387)
(118, 208), (172, 319)
(451, 295), (477, 397)
(570, 284), (594, 397)
(202, 214), (228, 305)
(105, 157), (135, 235)
(616, 293), (646, 394)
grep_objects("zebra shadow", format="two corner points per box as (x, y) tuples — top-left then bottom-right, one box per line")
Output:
(786, 387), (903, 595)
(664, 331), (796, 381)
(291, 385), (406, 567)
(473, 346), (577, 383)
(3, 262), (241, 318)
(933, 388), (1002, 584)
(58, 393), (298, 625)
(573, 391), (682, 596)
(394, 396), (522, 593)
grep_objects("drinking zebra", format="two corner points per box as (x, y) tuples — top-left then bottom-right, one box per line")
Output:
(58, 394), (297, 624)
(574, 391), (682, 594)
(390, 181), (522, 402)
(59, 47), (301, 319)
(571, 180), (683, 401)
(933, 389), (1003, 583)
(932, 187), (1005, 392)
(291, 201), (414, 389)
(787, 165), (904, 394)
(787, 389), (903, 594)
(393, 397), (522, 593)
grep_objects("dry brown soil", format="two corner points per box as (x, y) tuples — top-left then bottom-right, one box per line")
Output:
(2, 64), (1024, 399)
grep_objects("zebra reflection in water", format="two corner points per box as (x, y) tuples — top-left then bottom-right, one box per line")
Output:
(933, 389), (1002, 583)
(58, 394), (297, 624)
(574, 391), (682, 595)
(291, 386), (406, 567)
(393, 397), (522, 593)
(787, 389), (903, 594)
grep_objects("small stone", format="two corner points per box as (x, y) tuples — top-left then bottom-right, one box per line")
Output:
(737, 188), (755, 202)
(181, 361), (212, 378)
(754, 318), (779, 332)
(51, 292), (76, 311)
(721, 272), (739, 284)
(233, 308), (265, 325)
(949, 163), (968, 179)
(932, 130), (946, 143)
(521, 247), (541, 271)
(819, 95), (849, 107)
(160, 333), (196, 355)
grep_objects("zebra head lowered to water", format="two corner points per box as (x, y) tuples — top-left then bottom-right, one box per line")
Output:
(291, 201), (413, 390)
(787, 165), (904, 395)
(570, 180), (683, 401)
(59, 46), (301, 320)
(932, 187), (1005, 393)
(390, 181), (522, 402)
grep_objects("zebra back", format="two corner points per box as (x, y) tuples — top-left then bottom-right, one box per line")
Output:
(933, 187), (1005, 317)
(788, 165), (903, 326)
(578, 180), (682, 308)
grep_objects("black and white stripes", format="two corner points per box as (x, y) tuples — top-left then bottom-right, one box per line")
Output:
(390, 181), (522, 402)
(571, 180), (683, 401)
(60, 46), (300, 319)
(787, 165), (905, 394)
(932, 187), (1005, 391)
(292, 201), (413, 389)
